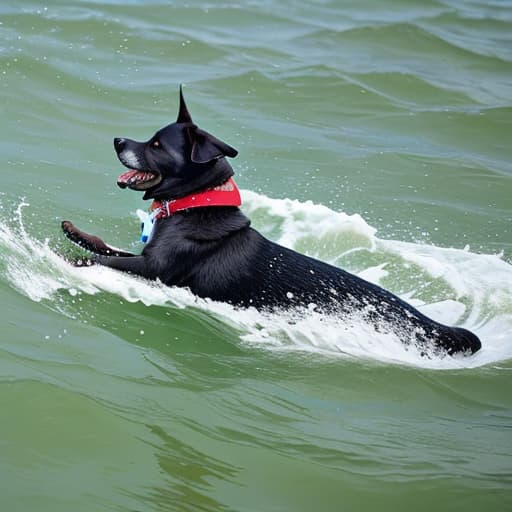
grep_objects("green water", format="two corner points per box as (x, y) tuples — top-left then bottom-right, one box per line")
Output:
(1, 1), (512, 510)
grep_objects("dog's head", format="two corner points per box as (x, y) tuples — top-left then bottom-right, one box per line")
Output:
(114, 88), (238, 200)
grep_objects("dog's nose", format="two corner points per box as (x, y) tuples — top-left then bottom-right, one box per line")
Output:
(114, 137), (126, 151)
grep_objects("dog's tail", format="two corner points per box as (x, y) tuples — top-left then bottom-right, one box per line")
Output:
(448, 326), (482, 355)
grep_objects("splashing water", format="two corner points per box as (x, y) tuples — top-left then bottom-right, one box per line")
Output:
(1, 193), (511, 369)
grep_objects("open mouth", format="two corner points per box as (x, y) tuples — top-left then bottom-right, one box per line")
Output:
(117, 169), (162, 191)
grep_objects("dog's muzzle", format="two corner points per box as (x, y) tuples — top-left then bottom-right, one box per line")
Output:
(114, 137), (162, 191)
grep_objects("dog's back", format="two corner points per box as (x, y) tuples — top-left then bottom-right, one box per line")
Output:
(143, 207), (481, 355)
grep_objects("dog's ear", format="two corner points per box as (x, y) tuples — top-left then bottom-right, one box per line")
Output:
(189, 127), (238, 164)
(177, 85), (193, 124)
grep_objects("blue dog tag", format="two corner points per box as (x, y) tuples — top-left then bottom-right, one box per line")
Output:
(136, 209), (159, 243)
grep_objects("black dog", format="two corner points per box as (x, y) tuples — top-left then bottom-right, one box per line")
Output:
(62, 89), (481, 356)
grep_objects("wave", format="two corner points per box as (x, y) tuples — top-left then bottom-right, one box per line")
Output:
(1, 192), (511, 370)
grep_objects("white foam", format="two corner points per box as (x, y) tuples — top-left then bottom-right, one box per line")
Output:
(242, 190), (377, 254)
(1, 193), (511, 370)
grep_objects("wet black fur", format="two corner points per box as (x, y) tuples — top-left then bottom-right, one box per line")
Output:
(62, 89), (481, 356)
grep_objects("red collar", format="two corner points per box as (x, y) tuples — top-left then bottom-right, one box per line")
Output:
(150, 177), (241, 220)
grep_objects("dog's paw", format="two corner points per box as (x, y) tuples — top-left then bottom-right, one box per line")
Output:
(62, 220), (109, 255)
(62, 220), (91, 248)
(67, 256), (96, 267)
(61, 220), (135, 257)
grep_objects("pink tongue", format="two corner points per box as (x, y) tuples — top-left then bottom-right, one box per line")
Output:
(117, 169), (142, 183)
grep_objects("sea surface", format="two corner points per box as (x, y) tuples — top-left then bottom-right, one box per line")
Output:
(1, 1), (511, 510)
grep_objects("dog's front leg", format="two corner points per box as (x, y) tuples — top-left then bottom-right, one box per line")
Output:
(93, 254), (153, 279)
(62, 221), (136, 257)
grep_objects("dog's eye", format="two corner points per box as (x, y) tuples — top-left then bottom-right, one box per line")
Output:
(152, 140), (161, 148)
